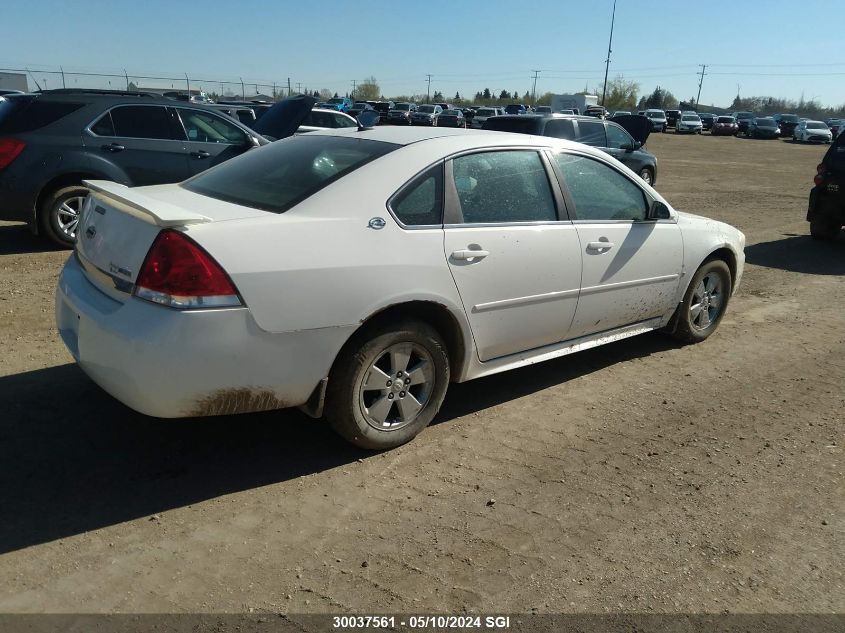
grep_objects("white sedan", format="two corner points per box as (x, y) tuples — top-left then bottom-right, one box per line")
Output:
(793, 120), (833, 143)
(56, 127), (745, 449)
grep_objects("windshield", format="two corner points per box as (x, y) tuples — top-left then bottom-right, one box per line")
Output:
(736, 112), (754, 119)
(505, 105), (524, 114)
(807, 122), (828, 130)
(182, 135), (397, 214)
(681, 115), (700, 121)
(476, 108), (496, 116)
(717, 117), (735, 123)
(780, 114), (799, 123)
(646, 111), (665, 119)
(756, 118), (776, 126)
(393, 103), (411, 111)
(327, 98), (344, 104)
(418, 105), (435, 113)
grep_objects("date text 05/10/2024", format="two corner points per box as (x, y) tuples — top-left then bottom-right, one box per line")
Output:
(332, 615), (511, 629)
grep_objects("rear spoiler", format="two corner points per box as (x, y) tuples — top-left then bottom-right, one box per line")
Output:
(83, 180), (211, 227)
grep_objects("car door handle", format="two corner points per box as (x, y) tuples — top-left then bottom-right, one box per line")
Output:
(586, 241), (615, 251)
(190, 150), (211, 159)
(101, 143), (125, 153)
(451, 249), (490, 261)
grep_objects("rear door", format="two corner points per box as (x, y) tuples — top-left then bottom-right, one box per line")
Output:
(604, 122), (643, 172)
(174, 107), (253, 176)
(443, 149), (582, 361)
(551, 150), (682, 339)
(87, 104), (190, 185)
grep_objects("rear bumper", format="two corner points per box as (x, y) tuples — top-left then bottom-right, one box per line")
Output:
(56, 255), (354, 418)
(0, 170), (37, 224)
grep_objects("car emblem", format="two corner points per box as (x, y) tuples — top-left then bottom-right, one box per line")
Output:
(85, 225), (96, 239)
(368, 217), (386, 230)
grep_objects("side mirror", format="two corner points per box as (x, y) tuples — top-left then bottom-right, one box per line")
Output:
(357, 110), (380, 129)
(648, 200), (671, 220)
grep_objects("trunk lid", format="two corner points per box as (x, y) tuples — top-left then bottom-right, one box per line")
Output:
(251, 94), (317, 140)
(611, 114), (651, 145)
(75, 180), (266, 301)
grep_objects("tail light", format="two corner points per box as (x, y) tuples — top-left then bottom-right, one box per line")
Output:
(134, 229), (242, 309)
(0, 138), (26, 170)
(814, 163), (826, 186)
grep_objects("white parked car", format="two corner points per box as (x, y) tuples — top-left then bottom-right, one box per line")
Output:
(56, 127), (745, 449)
(676, 113), (703, 134)
(793, 120), (832, 143)
(470, 107), (501, 129)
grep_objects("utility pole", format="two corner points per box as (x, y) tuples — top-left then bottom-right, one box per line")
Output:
(273, 82), (277, 101)
(287, 77), (291, 97)
(351, 79), (357, 99)
(695, 64), (707, 110)
(123, 69), (129, 91)
(60, 66), (66, 89)
(530, 70), (540, 104)
(185, 73), (190, 95)
(426, 74), (432, 102)
(240, 77), (245, 100)
(296, 82), (302, 94)
(601, 0), (617, 107)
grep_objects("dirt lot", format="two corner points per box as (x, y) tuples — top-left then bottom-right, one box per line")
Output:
(0, 132), (842, 616)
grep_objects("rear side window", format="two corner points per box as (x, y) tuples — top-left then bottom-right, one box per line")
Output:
(390, 164), (443, 226)
(450, 151), (556, 224)
(110, 106), (174, 140)
(182, 135), (398, 214)
(0, 98), (84, 133)
(577, 120), (607, 147)
(482, 118), (540, 134)
(544, 119), (576, 140)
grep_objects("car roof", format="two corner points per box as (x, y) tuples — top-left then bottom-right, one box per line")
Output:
(306, 125), (602, 153)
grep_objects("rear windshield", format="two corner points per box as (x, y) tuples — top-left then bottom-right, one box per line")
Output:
(505, 105), (524, 114)
(182, 135), (398, 214)
(393, 103), (411, 111)
(756, 118), (775, 125)
(0, 96), (85, 133)
(418, 105), (435, 113)
(681, 115), (700, 121)
(646, 111), (666, 119)
(476, 108), (496, 116)
(373, 103), (391, 112)
(736, 112), (754, 119)
(482, 118), (541, 134)
(780, 114), (799, 123)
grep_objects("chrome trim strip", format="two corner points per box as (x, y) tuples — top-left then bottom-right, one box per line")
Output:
(473, 288), (580, 313)
(580, 273), (679, 296)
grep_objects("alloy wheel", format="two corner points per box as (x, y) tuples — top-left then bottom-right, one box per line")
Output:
(689, 272), (724, 331)
(55, 196), (86, 240)
(358, 343), (435, 431)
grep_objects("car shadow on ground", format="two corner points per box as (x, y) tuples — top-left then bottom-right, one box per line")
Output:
(0, 224), (66, 255)
(0, 333), (679, 554)
(745, 234), (845, 275)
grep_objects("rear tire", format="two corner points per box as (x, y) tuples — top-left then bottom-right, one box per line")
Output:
(667, 260), (732, 344)
(39, 185), (90, 248)
(810, 217), (841, 241)
(325, 320), (450, 450)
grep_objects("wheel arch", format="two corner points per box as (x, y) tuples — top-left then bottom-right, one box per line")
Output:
(703, 246), (738, 289)
(33, 171), (106, 233)
(347, 300), (471, 382)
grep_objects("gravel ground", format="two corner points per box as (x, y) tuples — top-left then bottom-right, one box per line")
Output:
(0, 132), (842, 616)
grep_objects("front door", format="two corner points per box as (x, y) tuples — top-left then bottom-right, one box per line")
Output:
(443, 149), (582, 361)
(552, 151), (683, 339)
(174, 107), (252, 176)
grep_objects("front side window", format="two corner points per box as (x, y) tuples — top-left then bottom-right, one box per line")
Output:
(182, 135), (397, 214)
(554, 153), (648, 222)
(450, 151), (556, 224)
(110, 105), (174, 140)
(178, 109), (247, 144)
(577, 120), (607, 147)
(606, 123), (633, 149)
(390, 164), (443, 226)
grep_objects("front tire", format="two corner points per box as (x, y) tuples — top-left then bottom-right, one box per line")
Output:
(40, 185), (90, 248)
(668, 260), (732, 344)
(325, 320), (450, 450)
(810, 217), (841, 241)
(639, 167), (654, 185)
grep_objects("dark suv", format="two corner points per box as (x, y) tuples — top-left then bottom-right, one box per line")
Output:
(808, 131), (845, 240)
(482, 114), (658, 185)
(0, 90), (265, 246)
